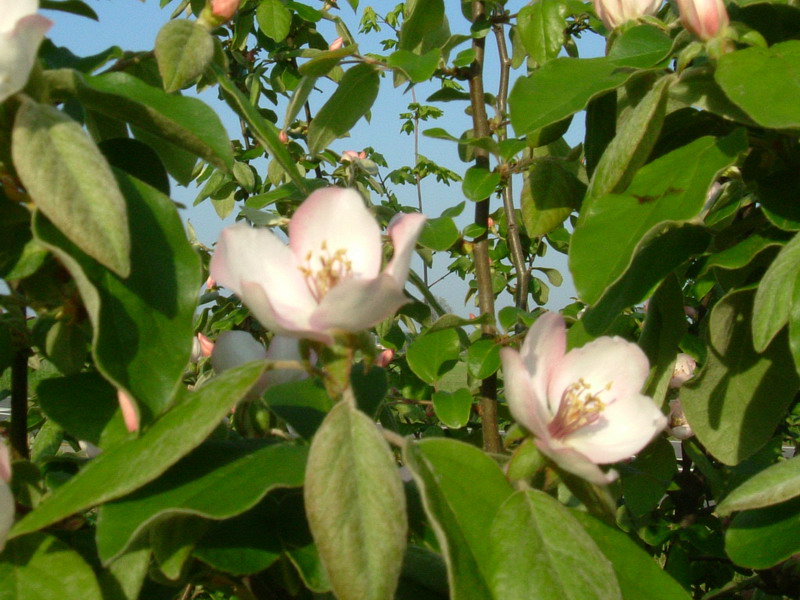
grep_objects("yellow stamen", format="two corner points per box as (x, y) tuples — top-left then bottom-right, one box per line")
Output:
(548, 378), (612, 439)
(298, 240), (353, 301)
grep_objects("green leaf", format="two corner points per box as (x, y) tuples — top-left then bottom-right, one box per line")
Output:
(308, 63), (380, 154)
(257, 0), (292, 42)
(264, 379), (334, 439)
(489, 490), (622, 600)
(40, 0), (98, 20)
(97, 537), (150, 600)
(583, 75), (671, 206)
(0, 533), (103, 600)
(9, 361), (268, 538)
(681, 289), (800, 465)
(12, 98), (131, 277)
(155, 19), (214, 93)
(462, 166), (500, 201)
(305, 402), (407, 600)
(418, 216), (459, 251)
(96, 440), (307, 563)
(388, 49), (441, 83)
(715, 40), (800, 130)
(403, 438), (514, 600)
(298, 46), (358, 77)
(399, 0), (444, 51)
(406, 329), (461, 384)
(620, 437), (677, 517)
(607, 25), (673, 69)
(47, 70), (234, 170)
(700, 232), (786, 275)
(432, 388), (472, 429)
(33, 171), (200, 422)
(351, 363), (388, 419)
(570, 130), (747, 305)
(571, 511), (692, 600)
(718, 457), (800, 515)
(150, 515), (207, 581)
(752, 232), (800, 352)
(509, 57), (635, 136)
(466, 339), (500, 379)
(516, 0), (566, 65)
(521, 157), (584, 237)
(725, 496), (800, 569)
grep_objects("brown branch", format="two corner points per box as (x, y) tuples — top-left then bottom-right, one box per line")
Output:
(10, 348), (29, 460)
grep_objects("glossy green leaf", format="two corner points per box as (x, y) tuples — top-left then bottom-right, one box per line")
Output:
(399, 0), (444, 51)
(305, 402), (407, 600)
(257, 0), (292, 42)
(298, 46), (358, 77)
(351, 363), (388, 419)
(521, 157), (584, 237)
(9, 361), (267, 538)
(681, 290), (799, 465)
(263, 379), (333, 439)
(718, 457), (800, 515)
(12, 98), (130, 277)
(489, 490), (622, 600)
(432, 388), (472, 429)
(96, 440), (307, 563)
(0, 533), (103, 600)
(571, 130), (747, 305)
(607, 25), (673, 69)
(308, 63), (380, 154)
(621, 437), (677, 517)
(418, 216), (459, 251)
(388, 49), (440, 83)
(466, 339), (500, 379)
(150, 515), (207, 581)
(752, 232), (800, 352)
(403, 438), (514, 600)
(571, 511), (692, 600)
(406, 329), (461, 384)
(668, 66), (755, 126)
(715, 40), (800, 130)
(700, 232), (785, 275)
(725, 496), (800, 568)
(40, 0), (98, 20)
(97, 537), (150, 600)
(462, 166), (500, 201)
(155, 19), (213, 93)
(509, 57), (635, 136)
(34, 171), (200, 421)
(516, 0), (566, 65)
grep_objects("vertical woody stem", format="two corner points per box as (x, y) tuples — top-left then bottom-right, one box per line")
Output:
(468, 0), (502, 453)
(11, 348), (29, 460)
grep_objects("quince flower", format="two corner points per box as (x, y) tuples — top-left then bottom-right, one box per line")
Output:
(668, 399), (693, 440)
(210, 187), (425, 344)
(669, 352), (696, 389)
(675, 0), (728, 41)
(0, 439), (13, 552)
(500, 312), (667, 485)
(0, 0), (52, 103)
(593, 0), (661, 30)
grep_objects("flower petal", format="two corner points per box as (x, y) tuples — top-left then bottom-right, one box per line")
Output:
(0, 481), (13, 553)
(0, 1), (40, 34)
(565, 393), (667, 464)
(384, 212), (426, 285)
(310, 274), (407, 333)
(520, 312), (566, 417)
(500, 347), (549, 438)
(535, 439), (618, 485)
(211, 331), (267, 374)
(0, 440), (10, 483)
(0, 14), (52, 103)
(266, 336), (308, 386)
(289, 187), (382, 279)
(239, 280), (330, 343)
(210, 223), (317, 331)
(549, 335), (650, 413)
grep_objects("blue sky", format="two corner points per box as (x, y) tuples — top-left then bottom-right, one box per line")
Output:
(44, 0), (605, 315)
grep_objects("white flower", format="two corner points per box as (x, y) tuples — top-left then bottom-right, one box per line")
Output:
(0, 0), (52, 103)
(593, 0), (662, 30)
(500, 312), (667, 485)
(210, 187), (425, 345)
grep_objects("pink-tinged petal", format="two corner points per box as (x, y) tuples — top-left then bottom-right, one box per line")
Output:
(0, 440), (10, 483)
(549, 336), (650, 412)
(535, 439), (618, 485)
(310, 274), (408, 333)
(520, 312), (566, 417)
(384, 212), (426, 285)
(500, 347), (549, 438)
(210, 223), (317, 327)
(288, 188), (382, 279)
(0, 14), (52, 103)
(117, 390), (139, 433)
(375, 348), (394, 368)
(197, 333), (215, 357)
(211, 331), (267, 374)
(0, 480), (13, 552)
(0, 1), (41, 34)
(266, 336), (308, 386)
(565, 393), (667, 463)
(239, 280), (330, 343)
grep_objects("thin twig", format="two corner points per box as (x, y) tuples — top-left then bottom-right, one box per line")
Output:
(10, 349), (29, 460)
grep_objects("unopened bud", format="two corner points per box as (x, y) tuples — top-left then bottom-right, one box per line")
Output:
(0, 440), (10, 483)
(206, 275), (217, 289)
(676, 0), (729, 41)
(668, 399), (694, 440)
(117, 390), (140, 433)
(592, 0), (662, 30)
(279, 130), (289, 144)
(199, 0), (240, 28)
(669, 353), (697, 389)
(487, 217), (495, 228)
(329, 37), (344, 51)
(375, 348), (394, 368)
(341, 150), (360, 162)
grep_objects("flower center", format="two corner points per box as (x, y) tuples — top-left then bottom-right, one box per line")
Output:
(298, 240), (353, 301)
(548, 378), (612, 439)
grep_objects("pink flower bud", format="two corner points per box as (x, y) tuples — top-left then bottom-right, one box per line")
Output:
(487, 217), (495, 228)
(669, 353), (697, 389)
(676, 0), (729, 41)
(668, 399), (694, 440)
(684, 305), (698, 320)
(469, 313), (477, 320)
(279, 130), (289, 144)
(206, 275), (217, 289)
(211, 0), (240, 21)
(329, 37), (344, 51)
(358, 151), (367, 159)
(375, 348), (394, 368)
(117, 390), (140, 433)
(197, 333), (215, 357)
(593, 0), (662, 30)
(341, 150), (360, 162)
(0, 440), (10, 483)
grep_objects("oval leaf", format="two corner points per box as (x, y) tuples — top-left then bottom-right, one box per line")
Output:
(155, 19), (214, 93)
(717, 456), (800, 515)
